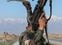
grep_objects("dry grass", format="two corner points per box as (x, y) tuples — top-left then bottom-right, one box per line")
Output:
(48, 34), (62, 39)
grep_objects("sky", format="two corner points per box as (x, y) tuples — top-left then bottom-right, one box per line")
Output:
(0, 0), (62, 34)
(0, 0), (62, 19)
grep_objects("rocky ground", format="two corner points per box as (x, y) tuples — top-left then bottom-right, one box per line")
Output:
(0, 33), (62, 45)
(48, 34), (62, 39)
(0, 32), (18, 45)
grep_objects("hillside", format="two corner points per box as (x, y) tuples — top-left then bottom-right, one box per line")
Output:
(0, 33), (62, 41)
(0, 32), (18, 41)
(48, 34), (62, 39)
